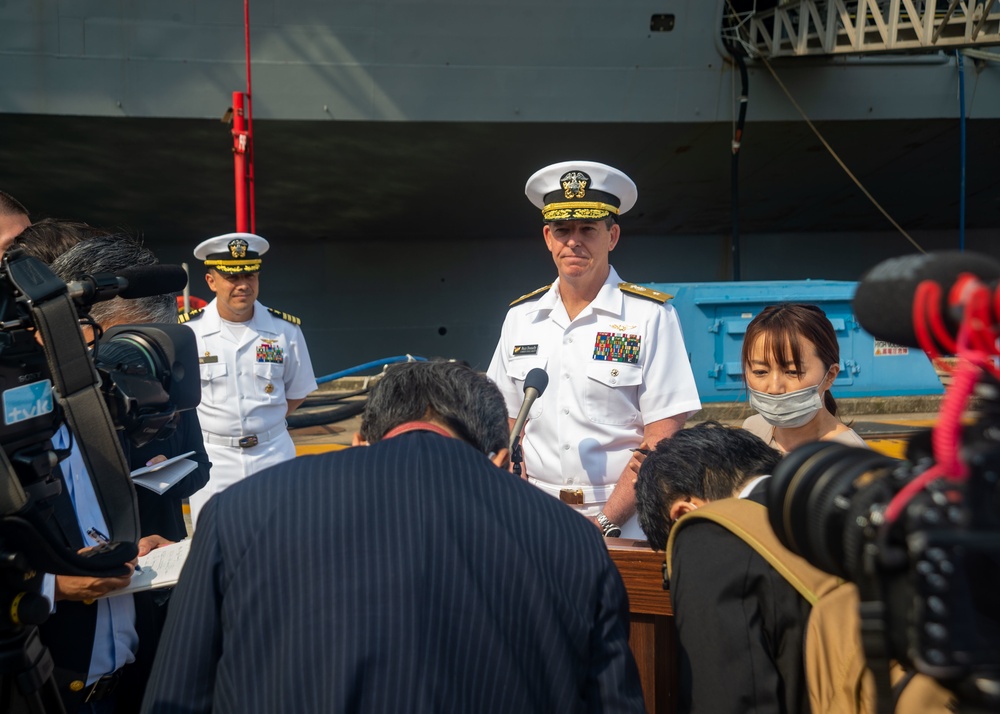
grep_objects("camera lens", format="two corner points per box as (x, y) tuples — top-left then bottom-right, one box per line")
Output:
(769, 442), (902, 578)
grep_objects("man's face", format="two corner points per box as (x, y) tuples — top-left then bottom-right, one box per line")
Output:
(543, 220), (620, 282)
(205, 269), (259, 322)
(0, 213), (30, 252)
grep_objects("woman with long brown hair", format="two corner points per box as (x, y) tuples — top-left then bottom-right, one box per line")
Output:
(741, 303), (866, 453)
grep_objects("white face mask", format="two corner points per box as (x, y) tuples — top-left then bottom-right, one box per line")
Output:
(748, 383), (825, 428)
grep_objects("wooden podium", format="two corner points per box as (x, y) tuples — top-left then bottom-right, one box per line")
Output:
(606, 538), (677, 714)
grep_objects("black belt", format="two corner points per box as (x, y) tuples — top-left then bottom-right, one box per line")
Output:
(84, 670), (122, 703)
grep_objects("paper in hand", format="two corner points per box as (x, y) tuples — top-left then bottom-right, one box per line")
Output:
(130, 451), (198, 494)
(101, 539), (193, 597)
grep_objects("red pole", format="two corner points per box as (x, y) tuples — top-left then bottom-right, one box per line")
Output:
(232, 91), (249, 232)
(244, 0), (256, 233)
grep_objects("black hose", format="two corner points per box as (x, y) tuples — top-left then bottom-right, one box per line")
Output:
(287, 400), (367, 429)
(302, 388), (370, 407)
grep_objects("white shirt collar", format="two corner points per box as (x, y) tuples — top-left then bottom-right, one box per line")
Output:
(738, 474), (772, 499)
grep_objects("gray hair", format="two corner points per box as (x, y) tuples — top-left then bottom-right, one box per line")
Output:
(50, 235), (178, 327)
(360, 361), (509, 456)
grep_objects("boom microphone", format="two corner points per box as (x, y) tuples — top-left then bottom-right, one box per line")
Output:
(118, 264), (189, 298)
(67, 265), (189, 304)
(509, 367), (548, 451)
(853, 251), (1000, 348)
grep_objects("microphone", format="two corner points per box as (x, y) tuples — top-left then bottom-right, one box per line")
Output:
(509, 368), (548, 451)
(853, 251), (1000, 348)
(118, 265), (189, 298)
(67, 265), (189, 304)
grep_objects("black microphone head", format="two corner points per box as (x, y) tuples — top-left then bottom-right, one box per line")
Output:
(523, 367), (548, 396)
(117, 265), (189, 299)
(853, 251), (1000, 347)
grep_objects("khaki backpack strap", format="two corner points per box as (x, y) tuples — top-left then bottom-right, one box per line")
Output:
(666, 499), (840, 603)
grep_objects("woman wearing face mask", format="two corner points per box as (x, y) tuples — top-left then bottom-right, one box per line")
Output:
(741, 303), (867, 453)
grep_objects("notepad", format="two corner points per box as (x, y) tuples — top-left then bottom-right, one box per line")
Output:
(130, 451), (197, 495)
(102, 539), (193, 597)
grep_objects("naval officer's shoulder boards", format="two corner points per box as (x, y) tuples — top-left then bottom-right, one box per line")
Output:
(618, 282), (672, 304)
(268, 307), (302, 325)
(509, 284), (552, 307)
(178, 308), (204, 323)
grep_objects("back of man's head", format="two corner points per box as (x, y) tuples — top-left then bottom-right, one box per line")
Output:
(50, 234), (177, 327)
(0, 190), (28, 217)
(360, 361), (509, 457)
(636, 421), (781, 550)
(14, 218), (108, 265)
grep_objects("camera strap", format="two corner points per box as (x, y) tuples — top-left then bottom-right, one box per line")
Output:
(30, 291), (139, 544)
(0, 446), (28, 515)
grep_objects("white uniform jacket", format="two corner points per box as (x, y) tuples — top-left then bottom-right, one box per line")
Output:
(185, 298), (318, 523)
(487, 266), (701, 503)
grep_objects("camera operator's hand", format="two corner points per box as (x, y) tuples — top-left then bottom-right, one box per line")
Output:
(138, 534), (174, 557)
(53, 545), (138, 602)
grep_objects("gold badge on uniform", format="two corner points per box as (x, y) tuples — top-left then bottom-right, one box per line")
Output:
(265, 383), (274, 394)
(199, 353), (219, 364)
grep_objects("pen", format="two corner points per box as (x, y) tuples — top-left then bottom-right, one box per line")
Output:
(87, 527), (141, 573)
(87, 527), (109, 544)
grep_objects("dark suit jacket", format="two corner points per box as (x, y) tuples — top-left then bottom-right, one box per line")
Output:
(37, 467), (159, 714)
(142, 432), (645, 714)
(669, 482), (812, 714)
(130, 409), (211, 541)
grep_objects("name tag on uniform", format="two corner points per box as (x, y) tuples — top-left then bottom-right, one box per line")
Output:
(513, 344), (538, 355)
(199, 355), (219, 364)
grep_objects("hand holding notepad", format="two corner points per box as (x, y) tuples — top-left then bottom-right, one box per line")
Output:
(100, 539), (193, 597)
(130, 451), (198, 495)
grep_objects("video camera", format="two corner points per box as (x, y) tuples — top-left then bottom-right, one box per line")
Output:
(768, 251), (1000, 710)
(0, 246), (198, 583)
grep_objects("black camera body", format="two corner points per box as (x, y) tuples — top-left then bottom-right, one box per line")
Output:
(769, 436), (1000, 696)
(0, 248), (199, 581)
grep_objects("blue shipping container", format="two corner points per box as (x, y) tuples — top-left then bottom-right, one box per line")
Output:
(643, 280), (944, 403)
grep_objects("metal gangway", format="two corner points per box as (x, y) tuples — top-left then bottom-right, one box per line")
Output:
(729, 0), (1000, 58)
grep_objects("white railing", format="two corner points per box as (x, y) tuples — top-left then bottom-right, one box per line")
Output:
(737, 0), (1000, 57)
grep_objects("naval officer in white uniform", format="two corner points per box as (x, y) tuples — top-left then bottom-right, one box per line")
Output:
(487, 161), (701, 538)
(182, 233), (318, 526)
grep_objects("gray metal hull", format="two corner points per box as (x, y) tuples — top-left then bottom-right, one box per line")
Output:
(1, 1), (998, 373)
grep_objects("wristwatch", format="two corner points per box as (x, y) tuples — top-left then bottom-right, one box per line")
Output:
(596, 511), (622, 538)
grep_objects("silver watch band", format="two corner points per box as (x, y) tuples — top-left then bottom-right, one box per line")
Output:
(596, 511), (622, 538)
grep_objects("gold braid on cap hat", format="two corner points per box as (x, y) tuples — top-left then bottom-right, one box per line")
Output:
(542, 201), (620, 221)
(204, 258), (262, 273)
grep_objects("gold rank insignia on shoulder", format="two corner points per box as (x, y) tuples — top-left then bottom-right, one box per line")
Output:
(267, 307), (301, 325)
(509, 284), (552, 307)
(618, 283), (672, 304)
(179, 308), (204, 323)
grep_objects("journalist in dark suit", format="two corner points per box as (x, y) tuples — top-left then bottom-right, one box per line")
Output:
(142, 361), (644, 714)
(635, 422), (808, 714)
